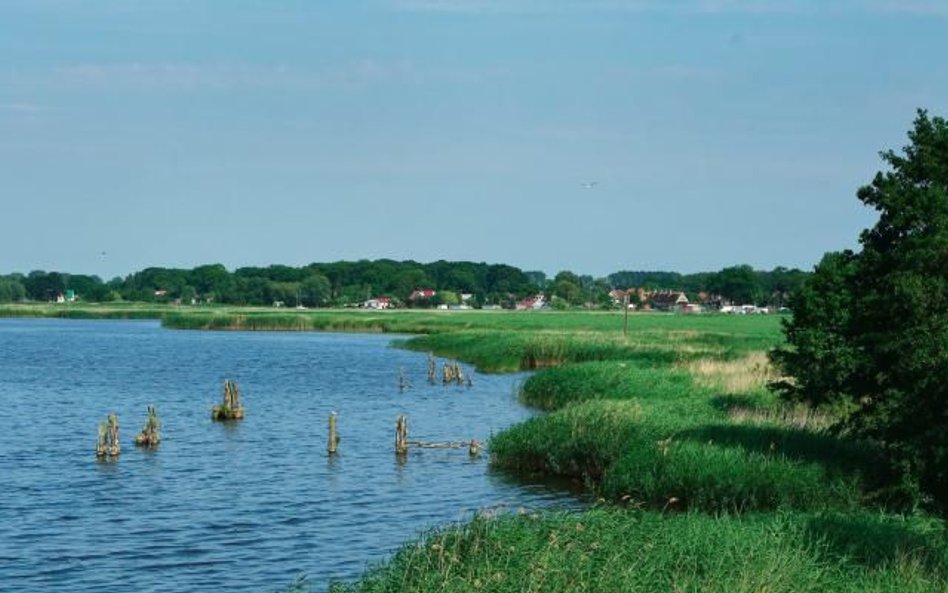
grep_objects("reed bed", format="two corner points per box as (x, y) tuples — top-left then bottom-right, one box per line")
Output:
(330, 509), (948, 593)
(487, 329), (911, 513)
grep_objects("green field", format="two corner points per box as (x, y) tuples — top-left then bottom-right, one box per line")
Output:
(4, 304), (945, 591)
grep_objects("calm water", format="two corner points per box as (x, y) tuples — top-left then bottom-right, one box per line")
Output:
(0, 319), (575, 592)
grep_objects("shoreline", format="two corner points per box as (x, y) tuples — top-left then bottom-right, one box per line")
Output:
(3, 303), (945, 592)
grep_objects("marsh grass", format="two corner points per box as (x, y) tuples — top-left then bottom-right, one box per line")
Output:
(490, 336), (909, 513)
(686, 351), (776, 395)
(330, 509), (948, 593)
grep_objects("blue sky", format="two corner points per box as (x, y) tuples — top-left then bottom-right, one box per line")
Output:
(1, 0), (946, 279)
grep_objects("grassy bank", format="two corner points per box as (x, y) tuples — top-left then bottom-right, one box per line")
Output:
(330, 509), (947, 593)
(330, 310), (944, 591)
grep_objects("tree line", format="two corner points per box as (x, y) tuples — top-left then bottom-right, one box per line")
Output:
(1, 260), (808, 309)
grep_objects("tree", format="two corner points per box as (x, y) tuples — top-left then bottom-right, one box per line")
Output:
(771, 110), (948, 507)
(0, 276), (26, 302)
(769, 251), (860, 408)
(552, 271), (583, 306)
(300, 273), (331, 307)
(709, 265), (762, 305)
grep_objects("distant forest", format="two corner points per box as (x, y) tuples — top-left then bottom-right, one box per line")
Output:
(0, 260), (810, 309)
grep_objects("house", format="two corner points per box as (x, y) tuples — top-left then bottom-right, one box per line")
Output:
(648, 290), (689, 312)
(363, 297), (392, 310)
(408, 289), (436, 302)
(609, 288), (637, 309)
(515, 294), (546, 311)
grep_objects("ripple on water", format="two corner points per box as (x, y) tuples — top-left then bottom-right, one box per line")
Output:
(0, 319), (581, 592)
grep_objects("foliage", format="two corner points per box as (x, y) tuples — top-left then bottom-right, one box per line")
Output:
(332, 509), (948, 593)
(0, 276), (26, 302)
(770, 251), (861, 408)
(709, 264), (763, 305)
(771, 110), (948, 509)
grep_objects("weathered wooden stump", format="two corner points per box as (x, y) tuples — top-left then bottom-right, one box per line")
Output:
(395, 415), (409, 455)
(96, 413), (121, 458)
(328, 412), (339, 455)
(134, 404), (160, 447)
(212, 379), (245, 421)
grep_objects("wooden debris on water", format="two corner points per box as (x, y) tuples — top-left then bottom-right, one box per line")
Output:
(96, 413), (121, 458)
(212, 379), (245, 421)
(395, 415), (480, 459)
(328, 412), (339, 455)
(134, 404), (161, 447)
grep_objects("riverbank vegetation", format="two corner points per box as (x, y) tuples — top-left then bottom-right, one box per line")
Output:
(325, 311), (945, 592)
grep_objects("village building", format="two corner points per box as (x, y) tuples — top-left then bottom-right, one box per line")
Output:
(648, 290), (689, 312)
(408, 289), (436, 303)
(515, 294), (546, 311)
(363, 296), (392, 310)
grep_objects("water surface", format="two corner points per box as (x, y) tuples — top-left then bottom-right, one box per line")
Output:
(0, 319), (574, 591)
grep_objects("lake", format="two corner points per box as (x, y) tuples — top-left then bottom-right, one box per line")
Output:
(0, 319), (576, 592)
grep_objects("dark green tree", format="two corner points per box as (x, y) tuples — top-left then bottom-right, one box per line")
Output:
(771, 110), (948, 507)
(552, 271), (583, 306)
(847, 110), (948, 505)
(769, 251), (860, 407)
(708, 265), (762, 305)
(0, 276), (27, 302)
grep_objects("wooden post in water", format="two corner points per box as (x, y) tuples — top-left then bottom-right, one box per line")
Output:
(427, 353), (436, 384)
(96, 413), (121, 458)
(134, 404), (161, 447)
(398, 367), (411, 392)
(395, 415), (408, 455)
(328, 412), (339, 455)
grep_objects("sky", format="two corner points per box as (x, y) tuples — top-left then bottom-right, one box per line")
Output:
(1, 0), (947, 280)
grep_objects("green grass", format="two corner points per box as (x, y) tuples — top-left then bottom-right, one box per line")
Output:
(330, 508), (948, 593)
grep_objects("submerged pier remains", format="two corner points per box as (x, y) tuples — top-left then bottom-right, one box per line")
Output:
(212, 379), (245, 421)
(328, 412), (339, 455)
(394, 414), (480, 457)
(134, 404), (161, 447)
(96, 413), (121, 458)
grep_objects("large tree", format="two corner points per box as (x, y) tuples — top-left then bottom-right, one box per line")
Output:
(772, 110), (948, 507)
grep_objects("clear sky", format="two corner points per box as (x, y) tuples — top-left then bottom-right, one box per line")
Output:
(2, 1), (946, 280)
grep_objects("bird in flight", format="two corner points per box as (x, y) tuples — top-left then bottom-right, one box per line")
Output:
(581, 181), (598, 189)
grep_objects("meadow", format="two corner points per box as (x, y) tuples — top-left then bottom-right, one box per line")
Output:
(4, 303), (946, 591)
